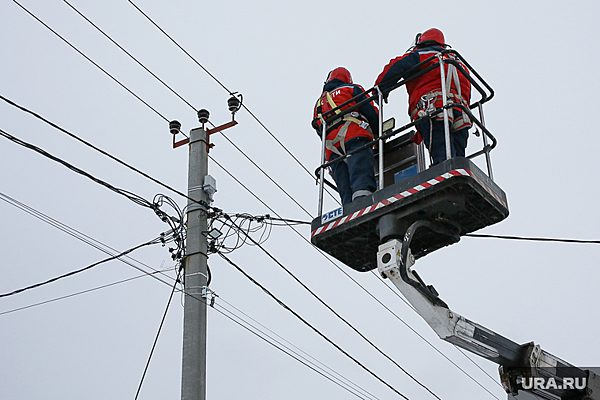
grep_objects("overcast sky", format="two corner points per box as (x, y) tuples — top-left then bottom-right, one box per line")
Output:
(1, 1), (599, 399)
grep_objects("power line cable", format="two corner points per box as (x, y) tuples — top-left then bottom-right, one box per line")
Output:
(0, 190), (186, 324)
(1, 190), (193, 308)
(0, 235), (167, 298)
(0, 127), (156, 210)
(0, 191), (180, 285)
(465, 233), (600, 245)
(0, 248), (369, 399)
(260, 215), (310, 225)
(216, 297), (381, 400)
(213, 163), (451, 396)
(60, 0), (196, 111)
(218, 251), (412, 400)
(126, 0), (230, 94)
(0, 127), (186, 254)
(124, 0), (341, 206)
(453, 346), (504, 390)
(0, 268), (172, 317)
(214, 301), (379, 400)
(223, 213), (309, 226)
(215, 301), (374, 399)
(10, 0), (169, 122)
(219, 132), (313, 218)
(134, 268), (181, 400)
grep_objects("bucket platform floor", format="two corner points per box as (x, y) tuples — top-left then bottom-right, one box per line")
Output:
(311, 158), (509, 272)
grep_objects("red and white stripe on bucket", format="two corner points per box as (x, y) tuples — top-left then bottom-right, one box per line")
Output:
(312, 169), (472, 238)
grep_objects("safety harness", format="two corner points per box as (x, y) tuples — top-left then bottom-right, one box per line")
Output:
(411, 54), (471, 131)
(317, 91), (372, 157)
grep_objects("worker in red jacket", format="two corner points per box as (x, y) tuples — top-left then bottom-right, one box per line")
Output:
(312, 67), (379, 205)
(375, 28), (472, 165)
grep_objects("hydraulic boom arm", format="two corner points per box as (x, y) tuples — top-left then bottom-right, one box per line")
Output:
(377, 221), (599, 400)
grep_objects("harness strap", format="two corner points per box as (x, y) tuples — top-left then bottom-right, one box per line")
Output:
(411, 91), (461, 119)
(411, 90), (471, 125)
(325, 92), (341, 114)
(338, 113), (367, 127)
(325, 121), (351, 157)
(445, 63), (462, 100)
(317, 90), (373, 157)
(444, 57), (470, 128)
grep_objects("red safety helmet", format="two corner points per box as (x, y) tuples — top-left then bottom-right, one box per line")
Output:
(415, 28), (446, 46)
(325, 67), (353, 84)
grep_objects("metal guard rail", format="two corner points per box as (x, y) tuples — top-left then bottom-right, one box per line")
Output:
(314, 105), (497, 191)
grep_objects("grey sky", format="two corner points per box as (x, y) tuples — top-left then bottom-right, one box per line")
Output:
(1, 1), (599, 399)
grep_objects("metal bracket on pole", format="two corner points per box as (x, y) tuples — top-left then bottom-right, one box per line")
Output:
(206, 120), (238, 136)
(200, 286), (217, 307)
(173, 135), (190, 149)
(170, 108), (239, 151)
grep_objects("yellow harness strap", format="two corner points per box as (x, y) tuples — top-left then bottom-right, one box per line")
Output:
(318, 91), (371, 157)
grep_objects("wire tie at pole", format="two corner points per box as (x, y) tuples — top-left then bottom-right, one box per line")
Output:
(200, 286), (217, 307)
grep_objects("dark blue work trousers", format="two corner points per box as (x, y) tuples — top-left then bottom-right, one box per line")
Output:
(416, 110), (469, 165)
(329, 137), (376, 205)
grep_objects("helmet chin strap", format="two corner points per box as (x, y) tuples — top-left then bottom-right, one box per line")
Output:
(404, 33), (421, 53)
(414, 32), (422, 45)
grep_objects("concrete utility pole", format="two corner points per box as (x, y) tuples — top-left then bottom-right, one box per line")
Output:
(175, 98), (239, 400)
(181, 127), (209, 400)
